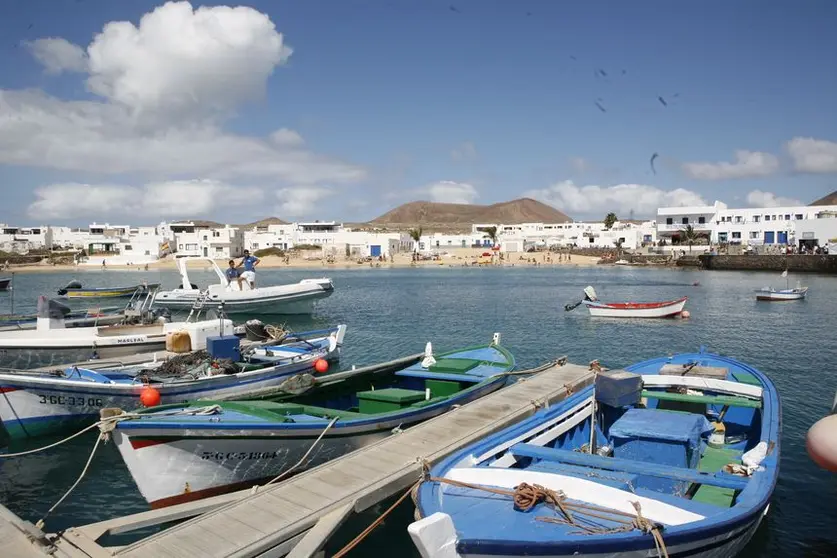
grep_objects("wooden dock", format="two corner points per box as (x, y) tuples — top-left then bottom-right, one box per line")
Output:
(2, 358), (593, 557)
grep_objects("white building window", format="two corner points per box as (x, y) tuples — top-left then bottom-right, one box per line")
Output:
(749, 232), (759, 239)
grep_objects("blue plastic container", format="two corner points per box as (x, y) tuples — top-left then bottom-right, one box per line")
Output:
(206, 335), (241, 361)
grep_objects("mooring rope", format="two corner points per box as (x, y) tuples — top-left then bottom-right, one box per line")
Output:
(260, 415), (340, 488)
(416, 476), (669, 558)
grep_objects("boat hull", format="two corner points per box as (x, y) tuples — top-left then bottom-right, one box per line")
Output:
(756, 290), (807, 301)
(114, 376), (507, 508)
(0, 346), (339, 440)
(61, 284), (160, 299)
(0, 278), (10, 291)
(451, 510), (765, 557)
(583, 297), (687, 318)
(0, 339), (167, 370)
(153, 284), (333, 315)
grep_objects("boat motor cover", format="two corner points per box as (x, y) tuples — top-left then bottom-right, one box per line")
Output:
(595, 369), (642, 408)
(37, 296), (71, 319)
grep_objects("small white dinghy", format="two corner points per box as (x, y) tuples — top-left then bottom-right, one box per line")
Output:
(152, 257), (334, 315)
(756, 271), (808, 301)
(0, 296), (231, 369)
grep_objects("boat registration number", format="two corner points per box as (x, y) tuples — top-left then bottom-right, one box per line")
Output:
(38, 394), (104, 407)
(117, 336), (147, 344)
(200, 451), (280, 461)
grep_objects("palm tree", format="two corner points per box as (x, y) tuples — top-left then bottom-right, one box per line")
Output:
(613, 238), (624, 258)
(604, 212), (618, 230)
(483, 226), (499, 247)
(408, 227), (423, 257)
(680, 224), (699, 251)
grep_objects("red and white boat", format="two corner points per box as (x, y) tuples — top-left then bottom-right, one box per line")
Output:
(582, 296), (688, 318)
(569, 286), (687, 318)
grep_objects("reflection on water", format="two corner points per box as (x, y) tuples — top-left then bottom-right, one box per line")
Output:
(1, 265), (836, 556)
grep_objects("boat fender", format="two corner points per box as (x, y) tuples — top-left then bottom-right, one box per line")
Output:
(807, 414), (837, 472)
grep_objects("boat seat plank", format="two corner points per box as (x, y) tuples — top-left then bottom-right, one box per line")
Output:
(641, 390), (762, 408)
(692, 447), (744, 508)
(509, 443), (749, 491)
(394, 369), (487, 383)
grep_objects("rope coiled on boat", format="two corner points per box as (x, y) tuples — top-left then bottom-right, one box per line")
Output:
(416, 476), (670, 558)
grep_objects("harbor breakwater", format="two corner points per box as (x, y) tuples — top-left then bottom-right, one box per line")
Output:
(699, 254), (837, 274)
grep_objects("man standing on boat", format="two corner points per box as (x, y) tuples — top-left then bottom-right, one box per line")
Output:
(239, 250), (260, 289)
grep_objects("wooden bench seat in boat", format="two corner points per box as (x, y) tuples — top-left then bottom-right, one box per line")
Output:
(509, 443), (749, 491)
(642, 390), (762, 409)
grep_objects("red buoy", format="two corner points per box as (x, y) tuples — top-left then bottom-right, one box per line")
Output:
(314, 358), (329, 374)
(807, 414), (837, 472)
(140, 387), (161, 407)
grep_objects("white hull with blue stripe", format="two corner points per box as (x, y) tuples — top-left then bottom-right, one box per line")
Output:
(410, 349), (780, 558)
(112, 338), (516, 508)
(0, 326), (346, 440)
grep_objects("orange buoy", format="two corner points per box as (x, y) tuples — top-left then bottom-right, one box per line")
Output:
(681, 310), (691, 319)
(806, 414), (837, 472)
(140, 387), (161, 407)
(314, 358), (329, 374)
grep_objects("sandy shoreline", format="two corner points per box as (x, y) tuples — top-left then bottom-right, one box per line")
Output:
(1, 250), (602, 275)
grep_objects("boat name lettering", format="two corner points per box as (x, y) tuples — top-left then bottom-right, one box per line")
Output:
(200, 451), (280, 461)
(38, 394), (104, 407)
(117, 336), (146, 344)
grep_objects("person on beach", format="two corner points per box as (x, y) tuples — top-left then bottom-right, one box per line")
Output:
(239, 250), (260, 289)
(225, 259), (244, 290)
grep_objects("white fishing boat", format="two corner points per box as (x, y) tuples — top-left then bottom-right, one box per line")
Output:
(152, 257), (334, 315)
(0, 325), (346, 440)
(0, 296), (231, 370)
(566, 287), (688, 318)
(756, 271), (808, 301)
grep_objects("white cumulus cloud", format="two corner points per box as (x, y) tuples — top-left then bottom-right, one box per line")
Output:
(525, 181), (707, 218)
(26, 38), (88, 74)
(28, 180), (261, 220)
(682, 150), (779, 180)
(424, 181), (478, 204)
(275, 187), (331, 218)
(1, 1), (365, 207)
(785, 137), (837, 174)
(85, 1), (292, 117)
(745, 190), (802, 208)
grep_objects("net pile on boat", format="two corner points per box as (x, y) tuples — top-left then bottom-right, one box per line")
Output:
(136, 351), (241, 382)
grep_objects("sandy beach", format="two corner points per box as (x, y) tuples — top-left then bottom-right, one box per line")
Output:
(2, 248), (600, 274)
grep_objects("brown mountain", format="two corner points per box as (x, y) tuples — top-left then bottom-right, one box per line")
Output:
(369, 198), (571, 231)
(238, 217), (289, 228)
(810, 191), (837, 206)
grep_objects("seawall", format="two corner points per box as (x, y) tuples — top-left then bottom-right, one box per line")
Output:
(699, 254), (837, 274)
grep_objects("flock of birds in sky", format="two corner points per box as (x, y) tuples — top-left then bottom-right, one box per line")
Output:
(448, 5), (672, 176)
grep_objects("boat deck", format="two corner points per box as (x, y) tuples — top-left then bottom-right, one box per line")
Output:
(1, 359), (593, 557)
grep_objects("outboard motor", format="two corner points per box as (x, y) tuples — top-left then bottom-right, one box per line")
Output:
(57, 280), (83, 296)
(244, 319), (270, 342)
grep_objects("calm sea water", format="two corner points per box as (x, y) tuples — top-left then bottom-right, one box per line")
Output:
(1, 265), (836, 556)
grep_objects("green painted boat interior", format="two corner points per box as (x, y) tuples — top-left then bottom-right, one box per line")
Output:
(141, 344), (516, 424)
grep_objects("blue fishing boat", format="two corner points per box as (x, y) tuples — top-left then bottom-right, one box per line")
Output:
(111, 335), (515, 508)
(411, 349), (780, 558)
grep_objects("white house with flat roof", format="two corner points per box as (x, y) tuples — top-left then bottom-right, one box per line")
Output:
(656, 201), (727, 243)
(0, 224), (52, 253)
(714, 204), (837, 247)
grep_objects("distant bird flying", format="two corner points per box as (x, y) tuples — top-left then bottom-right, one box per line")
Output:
(449, 5), (461, 13)
(597, 68), (608, 77)
(658, 96), (668, 107)
(595, 100), (607, 113)
(650, 153), (659, 175)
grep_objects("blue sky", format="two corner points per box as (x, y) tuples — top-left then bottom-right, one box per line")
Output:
(1, 0), (836, 225)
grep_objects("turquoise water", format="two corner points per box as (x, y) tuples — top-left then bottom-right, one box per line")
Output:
(1, 265), (836, 556)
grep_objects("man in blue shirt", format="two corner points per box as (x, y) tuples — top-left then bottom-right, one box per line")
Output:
(225, 259), (244, 289)
(239, 250), (260, 289)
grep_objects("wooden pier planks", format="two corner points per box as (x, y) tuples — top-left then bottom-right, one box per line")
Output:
(113, 362), (594, 558)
